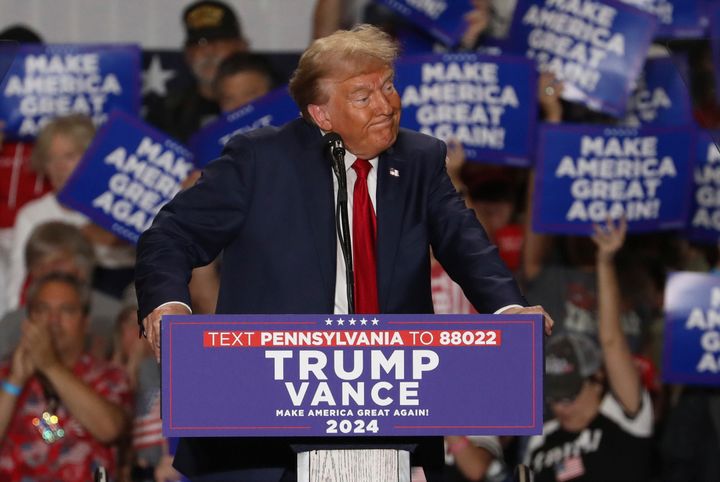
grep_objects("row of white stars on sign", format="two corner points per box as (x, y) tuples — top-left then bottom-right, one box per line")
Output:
(324, 317), (380, 326)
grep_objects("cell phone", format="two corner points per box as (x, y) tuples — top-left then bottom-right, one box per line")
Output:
(94, 467), (107, 482)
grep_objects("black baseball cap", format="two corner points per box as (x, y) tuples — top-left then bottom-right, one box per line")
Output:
(545, 333), (602, 402)
(183, 0), (243, 46)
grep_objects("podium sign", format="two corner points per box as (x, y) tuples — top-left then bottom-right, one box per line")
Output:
(162, 313), (543, 437)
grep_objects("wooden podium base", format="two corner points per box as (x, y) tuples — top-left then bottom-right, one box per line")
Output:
(297, 449), (411, 482)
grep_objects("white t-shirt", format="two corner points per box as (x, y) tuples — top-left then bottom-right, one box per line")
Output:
(6, 192), (135, 310)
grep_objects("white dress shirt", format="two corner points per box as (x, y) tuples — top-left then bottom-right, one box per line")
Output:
(332, 151), (377, 314)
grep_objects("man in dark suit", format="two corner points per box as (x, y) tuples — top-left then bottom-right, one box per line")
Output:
(135, 24), (553, 479)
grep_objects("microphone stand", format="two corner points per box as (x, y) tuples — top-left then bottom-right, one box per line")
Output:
(327, 139), (355, 314)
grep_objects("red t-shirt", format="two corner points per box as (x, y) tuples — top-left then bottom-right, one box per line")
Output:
(431, 258), (477, 315)
(0, 355), (132, 481)
(0, 141), (50, 228)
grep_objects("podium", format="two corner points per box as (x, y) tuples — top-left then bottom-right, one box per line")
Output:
(161, 313), (544, 480)
(297, 449), (408, 481)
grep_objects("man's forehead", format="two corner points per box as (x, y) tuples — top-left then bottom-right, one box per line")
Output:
(36, 250), (77, 265)
(331, 68), (394, 90)
(35, 281), (82, 300)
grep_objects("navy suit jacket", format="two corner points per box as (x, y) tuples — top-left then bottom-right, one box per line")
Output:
(134, 118), (525, 477)
(136, 118), (524, 320)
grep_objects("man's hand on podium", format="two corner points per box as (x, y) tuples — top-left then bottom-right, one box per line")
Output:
(143, 303), (192, 362)
(501, 305), (554, 336)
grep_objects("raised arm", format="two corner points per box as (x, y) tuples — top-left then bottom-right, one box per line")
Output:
(460, 1), (491, 49)
(312, 0), (342, 39)
(592, 217), (642, 415)
(445, 435), (497, 481)
(0, 345), (35, 438)
(521, 73), (563, 282)
(445, 138), (467, 196)
(521, 170), (554, 282)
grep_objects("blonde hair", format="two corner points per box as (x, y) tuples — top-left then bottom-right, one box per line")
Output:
(31, 114), (96, 174)
(289, 24), (399, 123)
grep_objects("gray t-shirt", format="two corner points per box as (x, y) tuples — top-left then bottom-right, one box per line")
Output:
(524, 265), (648, 353)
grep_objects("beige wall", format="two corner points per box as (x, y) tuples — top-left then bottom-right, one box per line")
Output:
(0, 0), (315, 51)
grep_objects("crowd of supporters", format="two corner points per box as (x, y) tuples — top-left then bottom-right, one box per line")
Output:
(1, 1), (719, 480)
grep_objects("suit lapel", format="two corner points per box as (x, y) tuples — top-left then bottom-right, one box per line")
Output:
(291, 121), (336, 307)
(376, 148), (407, 311)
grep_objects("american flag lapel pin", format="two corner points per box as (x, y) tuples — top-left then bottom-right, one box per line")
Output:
(389, 167), (400, 177)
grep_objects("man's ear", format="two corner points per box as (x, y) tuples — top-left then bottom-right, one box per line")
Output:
(308, 104), (332, 131)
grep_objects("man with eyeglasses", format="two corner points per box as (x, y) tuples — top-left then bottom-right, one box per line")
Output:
(0, 273), (131, 481)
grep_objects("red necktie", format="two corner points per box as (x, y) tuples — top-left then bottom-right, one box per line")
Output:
(352, 158), (379, 314)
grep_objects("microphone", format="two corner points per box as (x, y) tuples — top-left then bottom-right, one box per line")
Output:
(323, 132), (346, 179)
(322, 132), (355, 313)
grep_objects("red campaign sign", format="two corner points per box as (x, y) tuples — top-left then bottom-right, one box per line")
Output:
(203, 329), (503, 348)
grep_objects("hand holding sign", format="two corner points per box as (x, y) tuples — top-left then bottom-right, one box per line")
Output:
(501, 305), (554, 336)
(445, 138), (466, 189)
(461, 1), (491, 48)
(143, 302), (191, 363)
(538, 72), (563, 122)
(377, 0), (476, 46)
(591, 216), (627, 264)
(507, 0), (658, 116)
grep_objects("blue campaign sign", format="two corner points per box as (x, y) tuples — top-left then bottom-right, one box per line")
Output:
(663, 272), (720, 385)
(710, 5), (720, 106)
(657, 0), (707, 38)
(396, 23), (506, 56)
(0, 44), (141, 140)
(687, 131), (720, 244)
(376, 0), (471, 46)
(188, 87), (298, 168)
(57, 110), (194, 244)
(532, 124), (695, 235)
(395, 53), (537, 167)
(623, 56), (693, 127)
(506, 0), (657, 117)
(619, 0), (707, 39)
(396, 23), (443, 55)
(162, 313), (544, 437)
(0, 42), (17, 84)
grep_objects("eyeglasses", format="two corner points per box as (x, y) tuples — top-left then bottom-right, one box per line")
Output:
(546, 392), (581, 405)
(546, 378), (601, 404)
(28, 302), (83, 321)
(185, 36), (229, 48)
